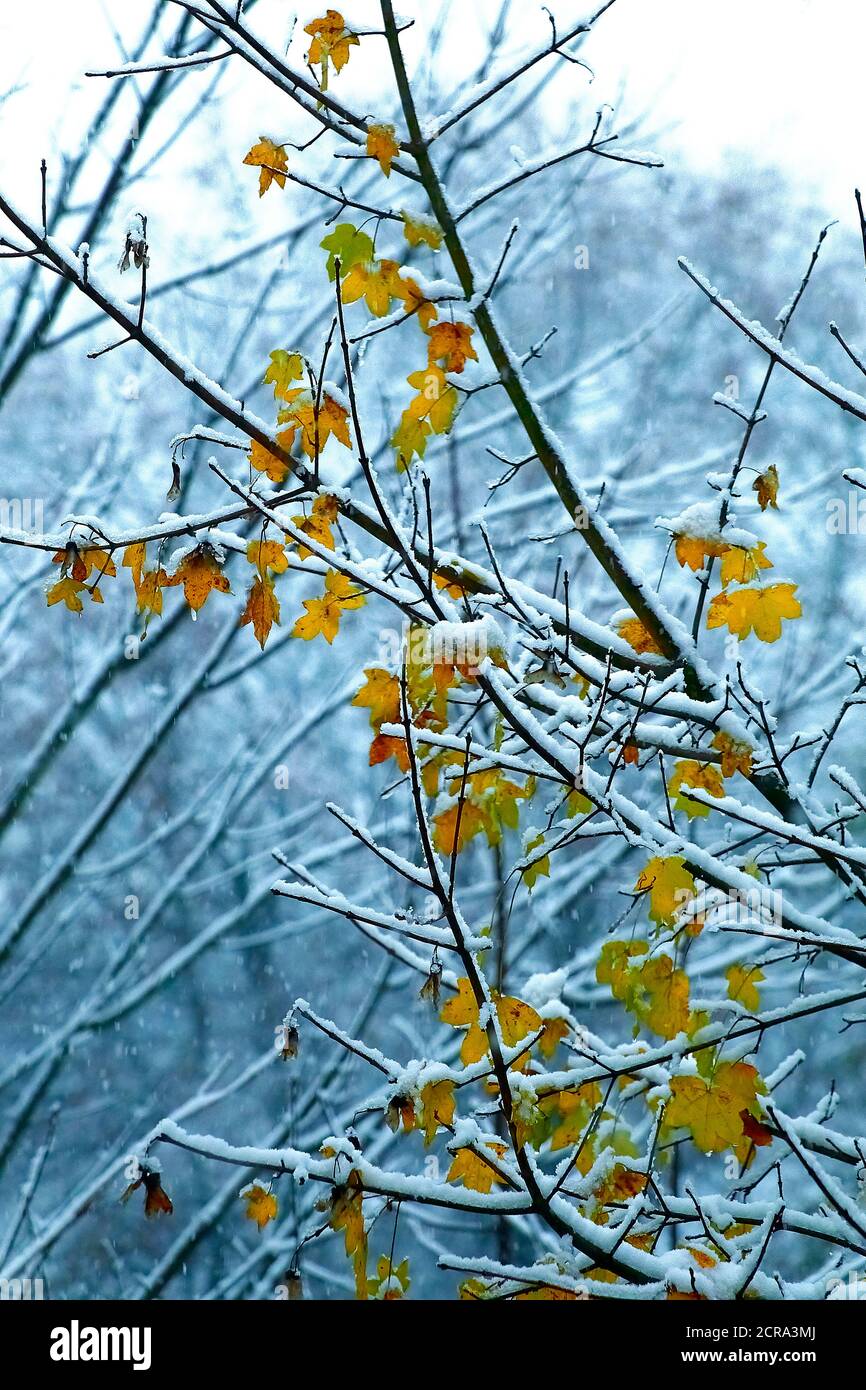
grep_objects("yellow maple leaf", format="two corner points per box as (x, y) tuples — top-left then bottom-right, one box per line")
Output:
(122, 541), (147, 587)
(366, 122), (399, 176)
(401, 211), (443, 250)
(123, 544), (163, 616)
(243, 137), (288, 196)
(497, 994), (542, 1047)
(406, 364), (459, 435)
(352, 668), (400, 730)
(632, 954), (691, 1039)
(52, 545), (116, 582)
(242, 1183), (278, 1230)
(712, 730), (753, 778)
(634, 856), (695, 926)
(666, 1062), (762, 1153)
(134, 569), (165, 618)
(328, 1169), (368, 1298)
(433, 767), (532, 855)
(394, 274), (438, 329)
(304, 9), (359, 91)
(281, 392), (351, 459)
(419, 1078), (456, 1145)
(82, 547), (116, 579)
(725, 963), (764, 1012)
(667, 759), (726, 819)
(263, 349), (304, 400)
(392, 408), (430, 472)
(617, 614), (665, 655)
(440, 977), (488, 1064)
(240, 574), (280, 649)
(425, 320), (477, 374)
(433, 570), (466, 600)
(292, 568), (365, 644)
(163, 544), (231, 612)
(521, 833), (550, 891)
(370, 1254), (410, 1300)
(329, 1170), (365, 1254)
(537, 1016), (570, 1059)
(685, 1245), (717, 1270)
(719, 541), (772, 587)
(291, 493), (338, 560)
(246, 537), (288, 575)
(594, 1163), (648, 1206)
(440, 978), (540, 1063)
(545, 1084), (602, 1157)
(514, 1286), (581, 1301)
(674, 533), (728, 573)
(122, 545), (165, 624)
(753, 464), (779, 511)
(342, 258), (403, 317)
(707, 583), (802, 643)
(447, 1143), (508, 1193)
(46, 576), (87, 612)
(596, 939), (649, 999)
(432, 800), (488, 857)
(248, 432), (293, 484)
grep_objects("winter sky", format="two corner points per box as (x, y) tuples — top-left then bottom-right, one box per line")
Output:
(0, 0), (860, 218)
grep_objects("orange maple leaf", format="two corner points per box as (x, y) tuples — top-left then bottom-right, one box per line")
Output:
(163, 544), (231, 612)
(425, 320), (477, 373)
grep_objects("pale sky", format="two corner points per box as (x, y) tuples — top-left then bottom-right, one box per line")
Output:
(587, 0), (862, 213)
(0, 1), (860, 218)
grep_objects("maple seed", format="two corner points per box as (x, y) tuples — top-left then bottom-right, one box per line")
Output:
(279, 1023), (300, 1060)
(419, 954), (443, 1011)
(753, 463), (779, 510)
(121, 1167), (173, 1219)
